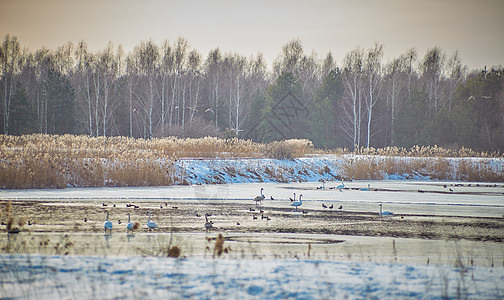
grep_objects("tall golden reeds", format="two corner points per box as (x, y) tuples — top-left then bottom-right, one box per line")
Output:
(1, 134), (502, 188)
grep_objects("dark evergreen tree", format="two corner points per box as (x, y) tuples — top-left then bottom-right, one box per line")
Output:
(46, 69), (75, 134)
(260, 72), (307, 142)
(309, 68), (345, 148)
(450, 67), (504, 151)
(9, 82), (37, 135)
(395, 89), (429, 147)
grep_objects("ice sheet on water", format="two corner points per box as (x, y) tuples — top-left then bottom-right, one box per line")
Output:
(1, 254), (503, 299)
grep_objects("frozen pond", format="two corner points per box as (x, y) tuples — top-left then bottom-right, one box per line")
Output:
(1, 180), (504, 299)
(2, 180), (503, 218)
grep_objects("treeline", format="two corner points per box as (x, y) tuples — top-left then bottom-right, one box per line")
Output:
(1, 34), (503, 152)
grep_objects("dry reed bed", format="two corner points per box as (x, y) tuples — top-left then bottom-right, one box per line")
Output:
(341, 155), (504, 182)
(0, 134), (503, 189)
(0, 134), (312, 188)
(353, 145), (502, 158)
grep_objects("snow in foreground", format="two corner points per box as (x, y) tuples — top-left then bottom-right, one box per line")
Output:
(1, 254), (502, 299)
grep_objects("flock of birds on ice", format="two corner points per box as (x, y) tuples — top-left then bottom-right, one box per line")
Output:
(100, 181), (394, 234)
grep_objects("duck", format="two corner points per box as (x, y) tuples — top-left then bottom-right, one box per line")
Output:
(205, 215), (213, 232)
(360, 184), (371, 191)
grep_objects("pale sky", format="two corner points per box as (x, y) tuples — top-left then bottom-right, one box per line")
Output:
(1, 0), (503, 70)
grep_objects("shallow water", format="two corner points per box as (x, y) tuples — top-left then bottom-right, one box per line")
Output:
(2, 180), (503, 217)
(1, 180), (503, 266)
(3, 230), (502, 268)
(2, 181), (504, 299)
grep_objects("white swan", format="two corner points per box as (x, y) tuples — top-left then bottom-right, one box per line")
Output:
(336, 181), (345, 191)
(126, 213), (134, 233)
(254, 188), (265, 205)
(104, 211), (113, 233)
(291, 194), (303, 211)
(147, 211), (158, 230)
(360, 184), (371, 191)
(379, 204), (394, 217)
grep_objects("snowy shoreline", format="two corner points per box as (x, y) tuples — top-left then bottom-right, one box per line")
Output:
(173, 154), (504, 185)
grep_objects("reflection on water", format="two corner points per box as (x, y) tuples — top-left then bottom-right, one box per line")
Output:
(126, 233), (135, 242)
(104, 233), (112, 248)
(2, 231), (502, 267)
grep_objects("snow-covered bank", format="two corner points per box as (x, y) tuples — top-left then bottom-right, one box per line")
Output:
(1, 254), (502, 299)
(175, 156), (345, 184)
(173, 155), (504, 185)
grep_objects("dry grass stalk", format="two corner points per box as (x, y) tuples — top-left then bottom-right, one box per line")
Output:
(4, 200), (12, 215)
(6, 214), (14, 232)
(213, 233), (231, 258)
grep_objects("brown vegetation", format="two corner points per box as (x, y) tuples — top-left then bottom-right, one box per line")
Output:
(341, 156), (503, 182)
(1, 134), (502, 189)
(353, 145), (502, 158)
(0, 134), (313, 188)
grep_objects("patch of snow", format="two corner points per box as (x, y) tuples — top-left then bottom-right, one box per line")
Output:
(1, 254), (502, 299)
(173, 155), (503, 185)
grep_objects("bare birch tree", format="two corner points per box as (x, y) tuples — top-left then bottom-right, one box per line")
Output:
(342, 48), (364, 150)
(421, 47), (446, 117)
(159, 40), (173, 135)
(205, 48), (223, 128)
(33, 48), (52, 134)
(125, 51), (140, 137)
(363, 43), (384, 148)
(169, 37), (189, 130)
(134, 40), (159, 138)
(97, 42), (119, 136)
(187, 49), (202, 126)
(74, 41), (95, 135)
(228, 53), (246, 133)
(384, 51), (411, 145)
(444, 51), (466, 115)
(272, 39), (304, 77)
(1, 35), (23, 134)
